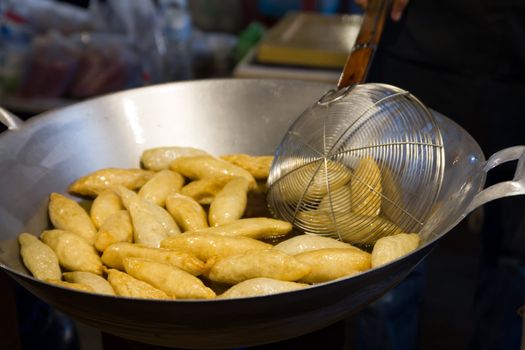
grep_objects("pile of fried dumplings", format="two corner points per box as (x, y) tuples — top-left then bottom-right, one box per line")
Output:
(18, 146), (420, 300)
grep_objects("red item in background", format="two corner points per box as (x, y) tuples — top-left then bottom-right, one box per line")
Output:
(69, 55), (125, 98)
(4, 10), (27, 24)
(18, 32), (80, 99)
(67, 35), (142, 99)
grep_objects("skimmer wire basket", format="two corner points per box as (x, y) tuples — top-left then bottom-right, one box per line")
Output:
(267, 83), (445, 245)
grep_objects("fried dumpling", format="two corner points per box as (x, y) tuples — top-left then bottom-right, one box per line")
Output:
(102, 242), (205, 276)
(295, 248), (371, 283)
(141, 146), (209, 171)
(371, 233), (420, 268)
(128, 198), (180, 248)
(349, 157), (382, 217)
(171, 155), (256, 190)
(160, 233), (272, 261)
(123, 258), (215, 299)
(273, 234), (359, 256)
(218, 278), (308, 299)
(40, 229), (103, 275)
(165, 193), (208, 232)
(138, 170), (185, 207)
(90, 190), (123, 229)
(69, 168), (154, 197)
(207, 249), (311, 285)
(48, 192), (97, 244)
(63, 271), (115, 295)
(45, 279), (94, 293)
(94, 210), (133, 252)
(208, 177), (250, 227)
(107, 269), (171, 299)
(186, 218), (292, 240)
(18, 233), (61, 281)
(219, 154), (273, 180)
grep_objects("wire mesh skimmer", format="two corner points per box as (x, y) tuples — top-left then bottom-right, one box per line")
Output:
(267, 83), (445, 245)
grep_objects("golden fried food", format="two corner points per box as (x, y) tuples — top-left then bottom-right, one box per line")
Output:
(295, 248), (371, 283)
(45, 279), (94, 293)
(171, 155), (256, 190)
(101, 242), (205, 276)
(207, 249), (311, 285)
(68, 168), (154, 197)
(293, 186), (351, 235)
(94, 210), (133, 252)
(296, 210), (403, 244)
(220, 154), (273, 180)
(160, 233), (272, 262)
(138, 170), (185, 207)
(141, 146), (209, 171)
(123, 258), (215, 299)
(349, 157), (382, 217)
(18, 233), (61, 280)
(114, 185), (139, 210)
(139, 199), (181, 237)
(186, 218), (292, 240)
(317, 185), (352, 213)
(90, 190), (123, 229)
(371, 233), (420, 268)
(48, 192), (97, 244)
(338, 214), (403, 244)
(180, 176), (232, 205)
(40, 229), (103, 275)
(165, 193), (208, 232)
(128, 198), (180, 248)
(63, 271), (115, 295)
(209, 177), (250, 227)
(277, 159), (353, 203)
(273, 234), (359, 256)
(107, 269), (171, 299)
(219, 278), (308, 299)
(379, 166), (405, 224)
(24, 145), (420, 300)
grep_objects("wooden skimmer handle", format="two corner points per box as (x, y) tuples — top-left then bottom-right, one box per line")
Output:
(337, 0), (389, 89)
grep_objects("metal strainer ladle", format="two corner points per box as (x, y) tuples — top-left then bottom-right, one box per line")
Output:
(267, 0), (445, 245)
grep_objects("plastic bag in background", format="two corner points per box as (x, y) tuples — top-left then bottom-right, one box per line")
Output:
(67, 33), (142, 99)
(159, 0), (193, 81)
(18, 31), (80, 99)
(192, 31), (238, 79)
(0, 13), (33, 94)
(4, 0), (94, 35)
(188, 0), (245, 33)
(91, 0), (167, 84)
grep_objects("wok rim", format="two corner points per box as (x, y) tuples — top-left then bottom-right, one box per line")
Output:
(0, 78), (466, 303)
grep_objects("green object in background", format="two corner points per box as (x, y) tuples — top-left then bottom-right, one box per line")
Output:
(1, 75), (21, 93)
(234, 22), (266, 63)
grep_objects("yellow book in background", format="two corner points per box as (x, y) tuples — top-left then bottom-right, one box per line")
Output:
(256, 12), (362, 69)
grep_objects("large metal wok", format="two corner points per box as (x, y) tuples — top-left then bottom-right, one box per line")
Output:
(0, 79), (524, 349)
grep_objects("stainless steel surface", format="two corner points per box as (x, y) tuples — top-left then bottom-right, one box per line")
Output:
(0, 79), (522, 349)
(0, 105), (24, 130)
(267, 83), (445, 244)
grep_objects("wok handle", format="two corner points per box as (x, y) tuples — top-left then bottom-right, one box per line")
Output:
(0, 106), (24, 130)
(466, 146), (525, 213)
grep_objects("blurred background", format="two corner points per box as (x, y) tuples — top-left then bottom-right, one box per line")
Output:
(0, 0), (362, 116)
(0, 0), (523, 350)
